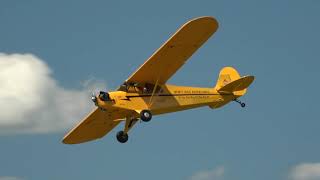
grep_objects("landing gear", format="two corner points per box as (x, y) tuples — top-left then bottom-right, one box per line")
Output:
(140, 110), (152, 122)
(116, 131), (128, 143)
(234, 99), (246, 108)
(116, 110), (152, 143)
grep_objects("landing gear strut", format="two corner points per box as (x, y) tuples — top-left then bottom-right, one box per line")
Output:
(116, 131), (128, 143)
(234, 99), (246, 108)
(116, 110), (152, 143)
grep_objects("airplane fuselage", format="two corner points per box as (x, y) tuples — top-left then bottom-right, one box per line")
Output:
(96, 84), (238, 119)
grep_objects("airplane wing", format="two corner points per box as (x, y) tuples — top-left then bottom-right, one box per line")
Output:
(123, 16), (218, 86)
(62, 108), (129, 144)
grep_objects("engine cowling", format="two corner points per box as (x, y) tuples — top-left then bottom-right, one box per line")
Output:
(99, 91), (111, 101)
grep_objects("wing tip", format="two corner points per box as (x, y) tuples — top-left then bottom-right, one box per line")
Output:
(188, 16), (219, 28)
(61, 136), (74, 144)
(61, 137), (85, 145)
(61, 131), (106, 145)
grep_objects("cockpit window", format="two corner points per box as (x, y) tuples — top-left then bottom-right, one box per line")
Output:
(118, 82), (162, 94)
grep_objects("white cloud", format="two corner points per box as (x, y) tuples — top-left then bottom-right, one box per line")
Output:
(290, 163), (320, 180)
(0, 177), (23, 180)
(0, 53), (106, 134)
(189, 166), (224, 180)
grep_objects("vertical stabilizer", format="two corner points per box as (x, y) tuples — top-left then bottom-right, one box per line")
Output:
(215, 67), (240, 90)
(214, 67), (254, 96)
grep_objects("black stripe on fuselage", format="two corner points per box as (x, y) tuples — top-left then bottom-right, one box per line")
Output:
(125, 93), (232, 98)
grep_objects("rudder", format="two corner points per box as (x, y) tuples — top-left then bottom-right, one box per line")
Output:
(214, 67), (240, 90)
(214, 67), (254, 96)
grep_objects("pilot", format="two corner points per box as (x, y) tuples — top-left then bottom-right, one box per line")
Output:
(143, 87), (148, 94)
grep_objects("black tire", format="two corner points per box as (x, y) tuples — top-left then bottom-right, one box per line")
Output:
(140, 110), (152, 122)
(116, 131), (128, 143)
(241, 103), (246, 108)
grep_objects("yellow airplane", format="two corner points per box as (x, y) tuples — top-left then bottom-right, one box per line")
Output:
(62, 16), (254, 144)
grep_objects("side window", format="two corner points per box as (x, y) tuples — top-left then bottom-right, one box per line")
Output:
(119, 84), (128, 92)
(119, 82), (163, 94)
(144, 83), (162, 94)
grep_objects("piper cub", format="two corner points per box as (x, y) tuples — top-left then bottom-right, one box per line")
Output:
(63, 16), (254, 144)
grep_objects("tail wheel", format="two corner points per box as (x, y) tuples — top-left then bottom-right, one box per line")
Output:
(234, 99), (246, 108)
(116, 131), (128, 143)
(140, 110), (152, 122)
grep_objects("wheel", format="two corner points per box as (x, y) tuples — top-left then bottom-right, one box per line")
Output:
(140, 110), (152, 122)
(241, 103), (246, 108)
(116, 131), (128, 143)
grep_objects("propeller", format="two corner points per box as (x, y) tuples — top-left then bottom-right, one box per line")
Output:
(91, 91), (98, 106)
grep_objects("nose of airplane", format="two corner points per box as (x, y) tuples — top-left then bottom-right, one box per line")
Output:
(99, 91), (110, 101)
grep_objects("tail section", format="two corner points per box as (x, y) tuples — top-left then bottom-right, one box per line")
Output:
(209, 67), (254, 109)
(214, 67), (240, 90)
(214, 67), (254, 96)
(218, 76), (254, 94)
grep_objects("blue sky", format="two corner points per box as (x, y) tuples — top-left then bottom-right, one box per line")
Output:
(0, 0), (320, 180)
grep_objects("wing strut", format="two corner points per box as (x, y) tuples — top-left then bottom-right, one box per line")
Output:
(148, 77), (160, 108)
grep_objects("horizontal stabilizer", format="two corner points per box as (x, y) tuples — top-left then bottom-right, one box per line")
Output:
(217, 76), (254, 93)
